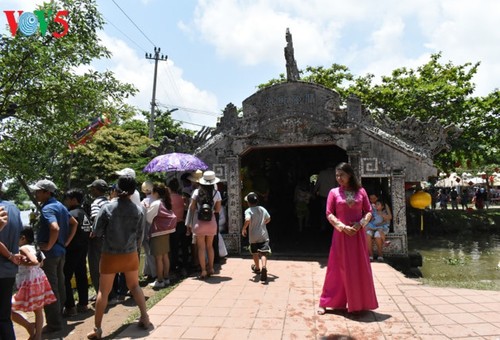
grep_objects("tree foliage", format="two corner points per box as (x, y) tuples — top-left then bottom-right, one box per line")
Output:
(0, 0), (136, 188)
(350, 53), (498, 170)
(67, 108), (196, 190)
(69, 125), (151, 188)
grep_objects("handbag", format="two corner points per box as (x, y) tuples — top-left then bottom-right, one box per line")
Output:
(218, 233), (228, 257)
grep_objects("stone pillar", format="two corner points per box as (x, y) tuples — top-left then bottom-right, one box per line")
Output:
(347, 150), (361, 178)
(389, 170), (408, 255)
(224, 156), (242, 254)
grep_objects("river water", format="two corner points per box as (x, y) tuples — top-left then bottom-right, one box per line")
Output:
(408, 233), (500, 290)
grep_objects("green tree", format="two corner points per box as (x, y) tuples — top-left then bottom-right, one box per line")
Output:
(69, 125), (150, 189)
(67, 108), (196, 190)
(0, 180), (30, 206)
(350, 53), (498, 170)
(0, 0), (136, 190)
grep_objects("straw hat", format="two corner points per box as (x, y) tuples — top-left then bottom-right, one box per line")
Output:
(187, 169), (203, 183)
(141, 181), (153, 194)
(198, 171), (220, 185)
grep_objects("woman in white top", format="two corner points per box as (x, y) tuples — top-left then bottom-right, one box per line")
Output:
(186, 171), (221, 279)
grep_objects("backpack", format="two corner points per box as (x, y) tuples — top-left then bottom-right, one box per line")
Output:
(151, 201), (177, 237)
(197, 192), (216, 221)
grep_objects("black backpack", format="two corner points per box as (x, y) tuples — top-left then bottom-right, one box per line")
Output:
(197, 192), (216, 221)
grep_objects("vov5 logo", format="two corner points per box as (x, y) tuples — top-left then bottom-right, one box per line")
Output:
(4, 9), (69, 38)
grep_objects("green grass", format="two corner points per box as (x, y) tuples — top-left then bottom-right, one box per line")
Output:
(105, 281), (180, 339)
(418, 277), (498, 291)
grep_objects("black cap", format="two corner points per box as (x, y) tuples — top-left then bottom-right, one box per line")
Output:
(245, 192), (258, 204)
(87, 179), (108, 192)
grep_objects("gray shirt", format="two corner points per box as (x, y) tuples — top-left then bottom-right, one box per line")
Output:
(244, 206), (270, 244)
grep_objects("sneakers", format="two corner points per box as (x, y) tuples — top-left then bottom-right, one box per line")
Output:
(260, 267), (267, 282)
(149, 279), (169, 289)
(77, 304), (89, 313)
(108, 297), (119, 305)
(377, 256), (384, 262)
(369, 256), (374, 262)
(62, 306), (77, 317)
(251, 264), (260, 274)
(41, 325), (62, 334)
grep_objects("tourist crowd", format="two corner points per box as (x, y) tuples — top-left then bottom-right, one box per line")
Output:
(0, 162), (401, 339)
(0, 168), (229, 339)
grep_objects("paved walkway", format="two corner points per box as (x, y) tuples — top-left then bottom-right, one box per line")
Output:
(116, 257), (500, 339)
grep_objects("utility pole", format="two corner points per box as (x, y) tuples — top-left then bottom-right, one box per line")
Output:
(145, 47), (168, 139)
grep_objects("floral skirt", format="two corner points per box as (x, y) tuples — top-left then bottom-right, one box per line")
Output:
(12, 267), (56, 312)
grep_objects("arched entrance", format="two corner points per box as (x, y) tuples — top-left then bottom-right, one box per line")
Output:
(240, 144), (347, 254)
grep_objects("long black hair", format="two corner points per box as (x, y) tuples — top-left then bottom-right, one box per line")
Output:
(336, 162), (361, 191)
(198, 184), (215, 205)
(20, 227), (35, 244)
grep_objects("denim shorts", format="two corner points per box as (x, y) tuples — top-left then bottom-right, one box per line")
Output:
(366, 227), (389, 237)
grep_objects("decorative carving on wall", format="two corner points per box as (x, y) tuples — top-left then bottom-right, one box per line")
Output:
(324, 97), (341, 112)
(391, 174), (407, 238)
(221, 234), (241, 256)
(213, 163), (227, 182)
(214, 103), (239, 134)
(361, 112), (461, 158)
(226, 157), (242, 248)
(362, 158), (379, 174)
(374, 233), (406, 255)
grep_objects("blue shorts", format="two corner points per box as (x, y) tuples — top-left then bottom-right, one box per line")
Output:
(249, 241), (271, 255)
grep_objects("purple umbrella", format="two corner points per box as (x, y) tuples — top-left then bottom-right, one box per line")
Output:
(143, 152), (208, 173)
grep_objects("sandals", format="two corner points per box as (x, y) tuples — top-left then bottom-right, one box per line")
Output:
(317, 307), (326, 315)
(251, 264), (261, 274)
(87, 327), (103, 339)
(138, 316), (152, 329)
(198, 270), (208, 280)
(207, 268), (215, 277)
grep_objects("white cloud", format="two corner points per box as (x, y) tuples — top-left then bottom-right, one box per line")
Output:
(189, 0), (500, 96)
(422, 0), (500, 95)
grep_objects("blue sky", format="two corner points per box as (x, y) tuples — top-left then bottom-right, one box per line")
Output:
(2, 0), (499, 129)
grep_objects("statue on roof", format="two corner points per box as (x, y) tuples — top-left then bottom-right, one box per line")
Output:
(284, 28), (300, 81)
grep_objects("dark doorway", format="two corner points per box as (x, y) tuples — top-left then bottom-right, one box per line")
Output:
(240, 144), (347, 255)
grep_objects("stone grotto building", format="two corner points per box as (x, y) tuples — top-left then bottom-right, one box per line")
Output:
(193, 30), (458, 263)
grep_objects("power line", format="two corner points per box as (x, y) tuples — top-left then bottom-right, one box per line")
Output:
(111, 0), (156, 47)
(172, 118), (212, 128)
(159, 63), (182, 104)
(102, 14), (147, 52)
(157, 102), (220, 117)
